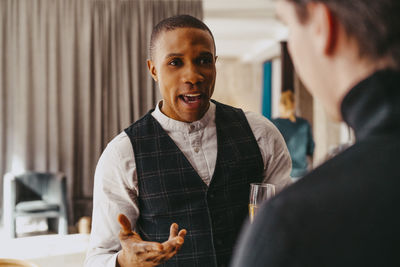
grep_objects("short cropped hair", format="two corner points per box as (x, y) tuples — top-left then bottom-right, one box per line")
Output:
(149, 14), (216, 59)
(286, 0), (400, 68)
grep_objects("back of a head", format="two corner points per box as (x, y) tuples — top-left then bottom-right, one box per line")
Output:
(149, 14), (215, 59)
(286, 0), (400, 69)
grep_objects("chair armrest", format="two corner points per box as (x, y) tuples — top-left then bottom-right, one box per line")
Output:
(3, 173), (17, 230)
(3, 172), (17, 206)
(46, 172), (68, 223)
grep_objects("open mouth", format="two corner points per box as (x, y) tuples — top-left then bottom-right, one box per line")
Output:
(179, 93), (203, 104)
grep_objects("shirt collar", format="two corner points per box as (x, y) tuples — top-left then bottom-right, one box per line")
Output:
(341, 68), (400, 140)
(152, 100), (215, 133)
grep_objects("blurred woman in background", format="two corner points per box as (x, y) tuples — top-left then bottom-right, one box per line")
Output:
(272, 90), (315, 181)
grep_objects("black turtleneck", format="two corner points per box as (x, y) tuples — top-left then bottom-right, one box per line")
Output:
(341, 69), (400, 141)
(231, 69), (400, 267)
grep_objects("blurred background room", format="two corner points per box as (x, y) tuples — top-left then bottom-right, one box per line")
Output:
(0, 0), (353, 266)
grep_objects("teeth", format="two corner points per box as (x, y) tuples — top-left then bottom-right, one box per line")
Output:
(181, 93), (202, 104)
(184, 94), (201, 97)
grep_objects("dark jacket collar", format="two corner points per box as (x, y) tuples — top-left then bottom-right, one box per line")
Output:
(341, 69), (400, 141)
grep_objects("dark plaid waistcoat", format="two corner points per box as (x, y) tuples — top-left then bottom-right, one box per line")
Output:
(124, 100), (264, 267)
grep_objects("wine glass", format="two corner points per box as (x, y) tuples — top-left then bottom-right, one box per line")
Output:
(249, 183), (275, 223)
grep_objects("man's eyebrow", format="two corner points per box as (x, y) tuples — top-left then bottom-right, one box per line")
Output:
(165, 52), (214, 58)
(199, 51), (213, 57)
(165, 53), (183, 58)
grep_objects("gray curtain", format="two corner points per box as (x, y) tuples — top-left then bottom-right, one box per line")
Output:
(0, 0), (203, 225)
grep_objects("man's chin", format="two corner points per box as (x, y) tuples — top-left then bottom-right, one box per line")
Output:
(177, 100), (210, 122)
(178, 107), (209, 122)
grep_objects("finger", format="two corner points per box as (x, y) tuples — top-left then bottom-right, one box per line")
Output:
(134, 240), (163, 254)
(161, 239), (176, 254)
(152, 240), (185, 264)
(118, 214), (132, 235)
(162, 235), (185, 254)
(153, 233), (187, 264)
(172, 229), (187, 253)
(169, 223), (179, 239)
(178, 229), (187, 240)
(166, 229), (186, 246)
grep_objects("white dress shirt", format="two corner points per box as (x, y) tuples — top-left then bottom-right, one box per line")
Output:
(85, 101), (292, 267)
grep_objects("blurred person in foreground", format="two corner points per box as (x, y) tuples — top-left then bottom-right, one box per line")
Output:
(232, 0), (400, 266)
(272, 90), (314, 181)
(85, 14), (292, 267)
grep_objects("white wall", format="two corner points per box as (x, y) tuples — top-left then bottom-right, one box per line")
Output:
(313, 98), (343, 165)
(271, 57), (282, 118)
(213, 57), (264, 113)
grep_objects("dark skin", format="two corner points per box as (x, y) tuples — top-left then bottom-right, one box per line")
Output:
(117, 214), (187, 267)
(117, 26), (216, 267)
(147, 27), (217, 123)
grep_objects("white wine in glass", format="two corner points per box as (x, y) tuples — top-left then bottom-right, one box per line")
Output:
(249, 183), (275, 223)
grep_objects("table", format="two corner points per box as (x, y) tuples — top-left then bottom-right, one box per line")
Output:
(0, 234), (89, 267)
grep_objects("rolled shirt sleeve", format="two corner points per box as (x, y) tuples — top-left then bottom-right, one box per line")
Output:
(84, 133), (139, 267)
(245, 111), (292, 193)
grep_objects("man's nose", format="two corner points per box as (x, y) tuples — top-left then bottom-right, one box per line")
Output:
(181, 63), (204, 85)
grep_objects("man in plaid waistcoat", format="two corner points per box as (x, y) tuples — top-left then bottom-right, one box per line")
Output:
(85, 15), (292, 267)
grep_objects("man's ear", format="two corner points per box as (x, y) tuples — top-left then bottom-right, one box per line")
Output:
(147, 59), (158, 82)
(309, 2), (338, 56)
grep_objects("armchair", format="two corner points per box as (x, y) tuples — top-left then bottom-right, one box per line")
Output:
(3, 171), (68, 238)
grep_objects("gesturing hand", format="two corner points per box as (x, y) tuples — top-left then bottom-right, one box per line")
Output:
(117, 214), (187, 267)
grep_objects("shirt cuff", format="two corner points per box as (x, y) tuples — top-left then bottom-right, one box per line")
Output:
(112, 251), (121, 267)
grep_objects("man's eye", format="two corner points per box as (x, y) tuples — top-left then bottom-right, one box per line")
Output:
(198, 57), (213, 65)
(169, 59), (182, 66)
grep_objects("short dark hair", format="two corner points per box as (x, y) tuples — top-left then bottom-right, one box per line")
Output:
(286, 0), (400, 68)
(149, 14), (216, 59)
